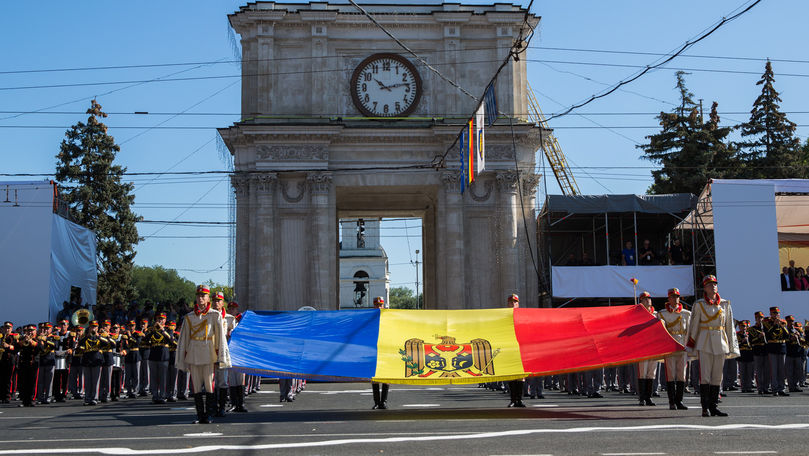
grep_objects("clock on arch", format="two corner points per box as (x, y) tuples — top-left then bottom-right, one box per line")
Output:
(350, 53), (422, 117)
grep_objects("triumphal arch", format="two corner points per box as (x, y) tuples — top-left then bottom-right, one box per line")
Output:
(218, 2), (544, 310)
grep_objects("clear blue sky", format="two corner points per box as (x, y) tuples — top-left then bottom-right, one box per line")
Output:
(2, 0), (806, 291)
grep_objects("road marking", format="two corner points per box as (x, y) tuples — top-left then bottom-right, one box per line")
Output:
(602, 453), (666, 456)
(259, 404), (283, 408)
(531, 404), (559, 408)
(402, 403), (441, 407)
(170, 407), (195, 411)
(182, 433), (223, 437)
(1, 423), (807, 454)
(714, 452), (777, 455)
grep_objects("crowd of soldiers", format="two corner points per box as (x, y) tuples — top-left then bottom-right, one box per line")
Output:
(0, 290), (261, 420)
(484, 276), (809, 416)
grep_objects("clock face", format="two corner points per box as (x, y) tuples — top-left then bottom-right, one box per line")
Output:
(350, 53), (422, 117)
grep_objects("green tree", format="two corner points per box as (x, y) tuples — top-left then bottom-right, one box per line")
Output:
(388, 286), (422, 309)
(736, 60), (805, 178)
(56, 100), (141, 304)
(131, 265), (196, 304)
(638, 72), (739, 194)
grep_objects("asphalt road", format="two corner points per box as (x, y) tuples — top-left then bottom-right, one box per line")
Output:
(2, 382), (808, 455)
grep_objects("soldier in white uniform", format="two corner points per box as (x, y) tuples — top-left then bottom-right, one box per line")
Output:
(686, 275), (740, 417)
(636, 291), (658, 406)
(176, 285), (230, 424)
(226, 301), (248, 413)
(211, 292), (234, 417)
(658, 287), (690, 410)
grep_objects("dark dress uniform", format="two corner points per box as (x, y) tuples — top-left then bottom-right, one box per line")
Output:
(785, 325), (805, 392)
(166, 326), (179, 402)
(36, 332), (58, 404)
(138, 325), (151, 396)
(763, 316), (789, 395)
(99, 331), (114, 402)
(16, 329), (40, 407)
(68, 331), (84, 399)
(77, 330), (106, 405)
(0, 329), (17, 403)
(123, 329), (142, 398)
(736, 327), (755, 392)
(109, 332), (125, 401)
(53, 329), (76, 402)
(748, 322), (769, 394)
(146, 325), (175, 403)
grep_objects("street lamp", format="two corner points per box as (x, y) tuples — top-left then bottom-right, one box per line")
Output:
(413, 249), (420, 310)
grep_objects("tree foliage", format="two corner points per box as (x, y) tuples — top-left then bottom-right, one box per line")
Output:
(131, 265), (196, 305)
(388, 286), (422, 309)
(736, 60), (806, 178)
(637, 72), (739, 195)
(55, 100), (141, 304)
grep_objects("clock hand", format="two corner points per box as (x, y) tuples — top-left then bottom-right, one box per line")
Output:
(374, 79), (392, 91)
(385, 83), (410, 89)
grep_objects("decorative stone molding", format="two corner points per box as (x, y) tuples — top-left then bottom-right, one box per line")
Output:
(256, 144), (328, 160)
(307, 172), (333, 194)
(440, 172), (462, 193)
(230, 174), (250, 197)
(487, 144), (515, 160)
(521, 173), (541, 196)
(496, 171), (520, 192)
(280, 179), (306, 203)
(469, 179), (493, 202)
(252, 173), (278, 194)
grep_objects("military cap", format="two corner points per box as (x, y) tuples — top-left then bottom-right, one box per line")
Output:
(770, 306), (780, 313)
(702, 275), (718, 286)
(638, 291), (651, 299)
(227, 301), (239, 309)
(214, 291), (225, 301)
(668, 288), (680, 296)
(196, 284), (210, 295)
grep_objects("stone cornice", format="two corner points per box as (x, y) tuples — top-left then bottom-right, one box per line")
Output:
(307, 172), (333, 194)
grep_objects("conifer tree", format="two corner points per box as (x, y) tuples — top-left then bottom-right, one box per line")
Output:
(736, 60), (804, 178)
(55, 99), (141, 304)
(638, 72), (738, 194)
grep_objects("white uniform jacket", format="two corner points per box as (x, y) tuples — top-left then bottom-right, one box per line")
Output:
(176, 310), (231, 371)
(658, 308), (691, 347)
(686, 298), (740, 359)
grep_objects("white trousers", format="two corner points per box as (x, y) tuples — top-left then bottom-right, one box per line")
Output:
(187, 364), (214, 393)
(664, 351), (688, 382)
(638, 360), (658, 379)
(698, 351), (725, 386)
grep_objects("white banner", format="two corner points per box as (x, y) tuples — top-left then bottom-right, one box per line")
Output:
(552, 265), (695, 298)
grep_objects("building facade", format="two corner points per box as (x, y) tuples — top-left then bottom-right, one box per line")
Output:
(219, 1), (544, 310)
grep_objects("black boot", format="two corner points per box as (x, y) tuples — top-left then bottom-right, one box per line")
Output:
(379, 383), (389, 409)
(193, 393), (209, 424)
(372, 383), (380, 409)
(666, 381), (676, 410)
(675, 381), (688, 410)
(205, 392), (216, 422)
(216, 388), (228, 417)
(231, 386), (247, 412)
(709, 385), (728, 416)
(637, 379), (646, 406)
(699, 384), (710, 417)
(644, 379), (656, 406)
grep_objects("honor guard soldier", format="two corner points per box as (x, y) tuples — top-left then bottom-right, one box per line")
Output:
(176, 285), (230, 424)
(35, 322), (58, 404)
(763, 307), (789, 396)
(371, 297), (391, 410)
(52, 320), (75, 402)
(98, 320), (114, 402)
(17, 324), (40, 407)
(146, 312), (174, 404)
(785, 316), (804, 392)
(658, 288), (690, 410)
(212, 292), (233, 416)
(67, 326), (85, 400)
(749, 311), (770, 394)
(686, 275), (740, 417)
(505, 294), (527, 408)
(123, 320), (142, 398)
(77, 320), (104, 405)
(166, 320), (179, 402)
(0, 322), (16, 404)
(637, 292), (658, 406)
(226, 302), (247, 412)
(109, 324), (126, 401)
(736, 320), (755, 392)
(138, 317), (151, 397)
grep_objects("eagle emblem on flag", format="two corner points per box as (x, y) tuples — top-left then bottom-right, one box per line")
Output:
(401, 335), (497, 378)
